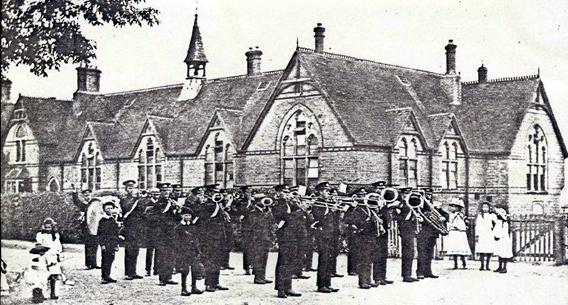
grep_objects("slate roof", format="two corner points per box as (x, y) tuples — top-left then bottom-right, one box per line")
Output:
(184, 14), (208, 64)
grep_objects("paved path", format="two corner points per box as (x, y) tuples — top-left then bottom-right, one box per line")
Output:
(1, 240), (567, 305)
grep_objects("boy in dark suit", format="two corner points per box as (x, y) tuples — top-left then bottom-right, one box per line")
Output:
(98, 201), (123, 284)
(174, 207), (202, 296)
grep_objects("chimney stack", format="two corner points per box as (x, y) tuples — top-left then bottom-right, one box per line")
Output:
(1, 78), (12, 103)
(477, 63), (488, 83)
(445, 39), (457, 75)
(245, 46), (263, 76)
(314, 23), (325, 53)
(76, 67), (101, 93)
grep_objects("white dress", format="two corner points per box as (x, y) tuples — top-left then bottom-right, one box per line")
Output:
(493, 219), (514, 259)
(444, 212), (472, 255)
(36, 232), (63, 276)
(475, 213), (497, 254)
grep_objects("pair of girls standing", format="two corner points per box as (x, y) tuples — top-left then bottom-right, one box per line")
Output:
(476, 202), (513, 273)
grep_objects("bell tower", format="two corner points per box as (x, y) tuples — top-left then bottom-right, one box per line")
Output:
(179, 14), (208, 101)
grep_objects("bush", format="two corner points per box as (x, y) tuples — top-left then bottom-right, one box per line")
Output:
(1, 192), (83, 243)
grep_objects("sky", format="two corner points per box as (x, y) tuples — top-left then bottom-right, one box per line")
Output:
(3, 0), (568, 198)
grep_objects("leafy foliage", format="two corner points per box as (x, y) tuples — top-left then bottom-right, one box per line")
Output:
(1, 0), (160, 78)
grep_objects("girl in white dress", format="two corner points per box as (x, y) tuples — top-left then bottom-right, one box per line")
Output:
(445, 199), (471, 269)
(493, 204), (513, 273)
(35, 218), (62, 300)
(475, 202), (497, 271)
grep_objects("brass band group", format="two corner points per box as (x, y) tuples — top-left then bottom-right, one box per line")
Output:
(72, 180), (473, 298)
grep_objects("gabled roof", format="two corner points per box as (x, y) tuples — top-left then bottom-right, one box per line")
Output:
(459, 77), (541, 153)
(1, 102), (14, 143)
(295, 47), (454, 149)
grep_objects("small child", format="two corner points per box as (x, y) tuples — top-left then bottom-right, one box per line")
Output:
(97, 201), (123, 284)
(26, 245), (51, 303)
(174, 207), (202, 296)
(475, 202), (497, 271)
(493, 204), (513, 273)
(445, 198), (471, 269)
(35, 218), (62, 299)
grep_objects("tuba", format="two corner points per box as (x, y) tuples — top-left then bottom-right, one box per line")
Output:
(418, 198), (449, 236)
(380, 188), (399, 204)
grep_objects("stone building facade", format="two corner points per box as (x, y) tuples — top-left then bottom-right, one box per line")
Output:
(1, 16), (566, 215)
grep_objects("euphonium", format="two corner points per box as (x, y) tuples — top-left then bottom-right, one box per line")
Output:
(211, 193), (224, 203)
(380, 188), (399, 203)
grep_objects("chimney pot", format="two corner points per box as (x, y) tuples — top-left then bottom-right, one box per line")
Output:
(445, 39), (457, 75)
(477, 63), (488, 83)
(245, 47), (263, 76)
(314, 23), (326, 53)
(1, 78), (12, 103)
(76, 67), (101, 93)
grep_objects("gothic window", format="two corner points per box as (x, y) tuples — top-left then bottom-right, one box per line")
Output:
(48, 178), (60, 192)
(137, 137), (164, 190)
(281, 110), (320, 187)
(203, 134), (234, 188)
(441, 140), (460, 189)
(79, 141), (102, 190)
(14, 125), (27, 163)
(526, 125), (547, 191)
(398, 136), (419, 187)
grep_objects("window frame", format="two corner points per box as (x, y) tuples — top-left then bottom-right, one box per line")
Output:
(526, 125), (548, 193)
(137, 137), (164, 190)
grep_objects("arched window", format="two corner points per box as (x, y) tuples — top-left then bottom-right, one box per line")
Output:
(398, 136), (419, 187)
(137, 137), (164, 190)
(79, 141), (102, 190)
(280, 109), (320, 187)
(527, 125), (547, 191)
(48, 178), (60, 192)
(441, 140), (460, 189)
(203, 134), (234, 188)
(14, 125), (27, 163)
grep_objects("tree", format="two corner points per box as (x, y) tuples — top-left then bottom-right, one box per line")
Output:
(1, 0), (160, 78)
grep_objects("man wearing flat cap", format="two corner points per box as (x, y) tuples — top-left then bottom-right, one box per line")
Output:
(119, 180), (144, 280)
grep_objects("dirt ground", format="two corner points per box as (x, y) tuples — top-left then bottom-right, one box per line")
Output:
(1, 240), (566, 305)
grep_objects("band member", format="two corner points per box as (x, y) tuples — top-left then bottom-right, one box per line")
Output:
(416, 189), (447, 279)
(143, 188), (161, 276)
(183, 187), (206, 294)
(174, 207), (202, 296)
(233, 186), (254, 275)
(119, 180), (144, 280)
(370, 181), (394, 285)
(71, 187), (99, 269)
(196, 184), (229, 292)
(249, 189), (275, 284)
(98, 201), (123, 284)
(220, 188), (236, 271)
(151, 182), (179, 286)
(393, 187), (420, 282)
(272, 184), (302, 298)
(289, 186), (310, 280)
(311, 182), (339, 293)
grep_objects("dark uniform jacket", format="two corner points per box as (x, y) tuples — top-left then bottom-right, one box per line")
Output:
(312, 203), (338, 240)
(344, 207), (380, 241)
(272, 197), (305, 242)
(249, 208), (275, 247)
(394, 204), (420, 238)
(119, 195), (145, 244)
(174, 222), (201, 270)
(195, 200), (227, 243)
(98, 216), (121, 250)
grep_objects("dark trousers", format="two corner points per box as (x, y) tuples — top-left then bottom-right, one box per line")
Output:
(316, 237), (333, 288)
(156, 246), (173, 283)
(146, 246), (156, 273)
(202, 241), (222, 286)
(329, 235), (339, 275)
(252, 242), (270, 281)
(275, 240), (299, 291)
(417, 236), (437, 276)
(347, 235), (357, 274)
(242, 230), (252, 271)
(101, 248), (115, 280)
(302, 234), (314, 270)
(125, 242), (140, 276)
(373, 234), (389, 280)
(84, 234), (99, 268)
(356, 238), (374, 286)
(400, 235), (416, 278)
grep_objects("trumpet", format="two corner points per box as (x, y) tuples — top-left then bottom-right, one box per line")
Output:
(310, 200), (350, 212)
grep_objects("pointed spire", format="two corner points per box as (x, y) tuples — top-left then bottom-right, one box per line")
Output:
(184, 14), (208, 64)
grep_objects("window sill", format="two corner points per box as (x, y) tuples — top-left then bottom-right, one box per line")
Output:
(526, 191), (549, 195)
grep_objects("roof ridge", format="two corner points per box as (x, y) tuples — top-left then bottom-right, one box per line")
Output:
(147, 114), (174, 120)
(385, 107), (413, 113)
(87, 121), (114, 125)
(462, 75), (539, 85)
(296, 47), (444, 76)
(208, 69), (284, 82)
(19, 94), (73, 102)
(428, 112), (453, 117)
(104, 83), (184, 96)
